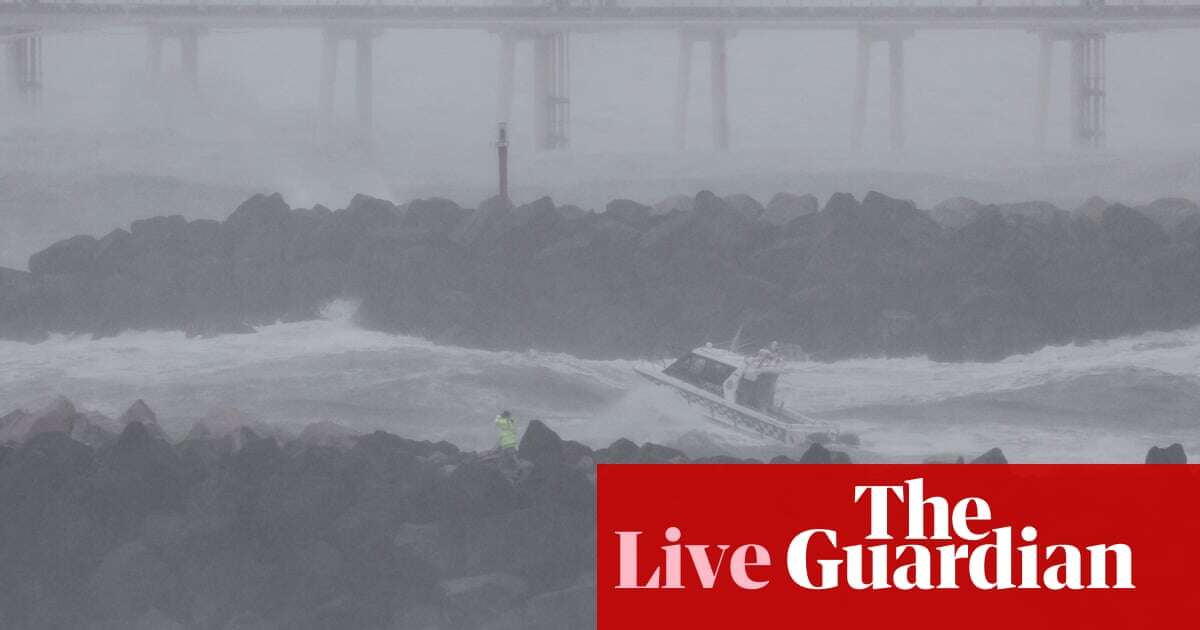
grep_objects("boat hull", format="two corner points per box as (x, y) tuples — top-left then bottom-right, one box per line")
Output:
(634, 365), (811, 444)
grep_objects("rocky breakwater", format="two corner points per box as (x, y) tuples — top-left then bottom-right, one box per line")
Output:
(0, 398), (597, 630)
(4, 191), (1200, 360)
(0, 396), (861, 630)
(0, 397), (1189, 629)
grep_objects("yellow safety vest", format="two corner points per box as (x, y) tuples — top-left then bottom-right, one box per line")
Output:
(495, 415), (518, 450)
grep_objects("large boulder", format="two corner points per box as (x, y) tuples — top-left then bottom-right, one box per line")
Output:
(762, 193), (819, 226)
(970, 447), (1008, 464)
(1138, 197), (1200, 234)
(797, 442), (851, 464)
(604, 198), (653, 227)
(1145, 443), (1187, 464)
(518, 420), (565, 468)
(297, 421), (357, 450)
(1097, 204), (1168, 257)
(402, 197), (469, 235)
(929, 197), (983, 229)
(28, 235), (98, 276)
(451, 195), (514, 247)
(119, 399), (168, 441)
(0, 396), (78, 444)
(723, 193), (765, 220)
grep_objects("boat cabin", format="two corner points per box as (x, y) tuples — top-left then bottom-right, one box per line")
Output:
(662, 346), (783, 413)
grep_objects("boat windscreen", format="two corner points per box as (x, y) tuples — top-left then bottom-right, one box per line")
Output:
(663, 354), (736, 395)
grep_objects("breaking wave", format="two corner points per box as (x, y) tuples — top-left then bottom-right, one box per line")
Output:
(1, 299), (1198, 461)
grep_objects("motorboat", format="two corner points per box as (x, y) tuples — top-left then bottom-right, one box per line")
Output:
(634, 344), (827, 444)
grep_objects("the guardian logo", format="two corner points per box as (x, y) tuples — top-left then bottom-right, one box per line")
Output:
(613, 478), (1134, 591)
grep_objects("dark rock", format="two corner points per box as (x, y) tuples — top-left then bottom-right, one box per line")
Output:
(1139, 197), (1200, 233)
(724, 193), (765, 220)
(29, 234), (98, 275)
(930, 197), (983, 229)
(797, 442), (851, 464)
(970, 447), (1009, 464)
(0, 396), (78, 444)
(595, 438), (639, 464)
(518, 420), (565, 469)
(13, 188), (1200, 363)
(762, 192), (819, 226)
(654, 194), (693, 214)
(118, 399), (168, 441)
(637, 442), (687, 464)
(451, 195), (513, 247)
(1145, 443), (1187, 464)
(604, 198), (653, 227)
(693, 455), (750, 464)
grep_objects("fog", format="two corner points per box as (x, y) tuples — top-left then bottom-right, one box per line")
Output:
(3, 22), (1200, 267)
(3, 6), (1200, 628)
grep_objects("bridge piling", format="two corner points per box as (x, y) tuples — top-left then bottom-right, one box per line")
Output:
(355, 33), (373, 131)
(888, 36), (905, 152)
(1066, 33), (1107, 147)
(852, 30), (871, 152)
(497, 33), (516, 126)
(531, 32), (569, 151)
(533, 34), (550, 149)
(673, 31), (693, 151)
(320, 31), (338, 122)
(6, 35), (42, 106)
(180, 28), (199, 90)
(854, 29), (908, 152)
(674, 30), (730, 151)
(710, 31), (729, 151)
(1070, 33), (1106, 148)
(146, 29), (164, 79)
(1036, 33), (1053, 149)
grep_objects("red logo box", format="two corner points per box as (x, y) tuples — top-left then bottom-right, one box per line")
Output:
(597, 464), (1200, 629)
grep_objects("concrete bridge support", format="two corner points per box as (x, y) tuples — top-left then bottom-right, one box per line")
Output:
(180, 28), (199, 88)
(887, 36), (905, 152)
(145, 26), (203, 91)
(493, 30), (570, 151)
(852, 29), (909, 152)
(319, 30), (338, 121)
(6, 35), (42, 105)
(673, 29), (732, 151)
(1036, 32), (1053, 149)
(317, 28), (377, 131)
(711, 31), (729, 151)
(673, 31), (693, 151)
(532, 31), (569, 150)
(851, 31), (871, 152)
(146, 29), (164, 78)
(497, 32), (517, 126)
(1069, 32), (1105, 147)
(355, 33), (374, 131)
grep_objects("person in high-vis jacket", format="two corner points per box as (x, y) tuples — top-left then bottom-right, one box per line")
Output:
(495, 410), (518, 451)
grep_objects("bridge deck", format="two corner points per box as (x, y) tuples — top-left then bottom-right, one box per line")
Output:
(5, 4), (1200, 32)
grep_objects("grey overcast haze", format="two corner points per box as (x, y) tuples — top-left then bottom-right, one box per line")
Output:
(1, 2), (1199, 628)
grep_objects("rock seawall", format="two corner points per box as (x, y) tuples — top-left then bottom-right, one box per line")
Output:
(5, 191), (1200, 360)
(0, 397), (1187, 629)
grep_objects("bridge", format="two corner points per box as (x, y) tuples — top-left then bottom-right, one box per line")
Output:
(5, 1), (1200, 152)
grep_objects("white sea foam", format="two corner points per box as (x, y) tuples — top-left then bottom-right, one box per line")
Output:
(1, 300), (1197, 461)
